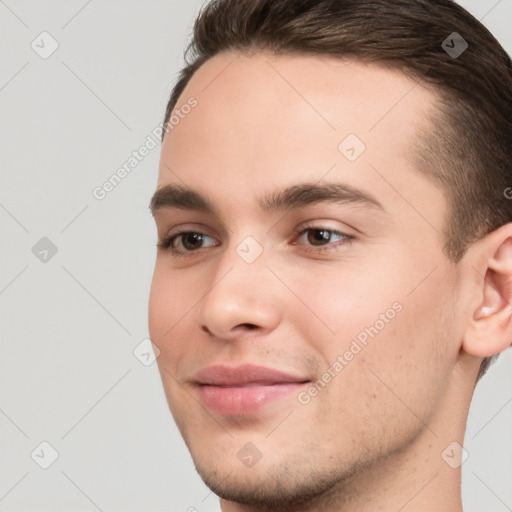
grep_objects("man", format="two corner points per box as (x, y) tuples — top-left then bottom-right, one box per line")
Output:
(148, 0), (512, 510)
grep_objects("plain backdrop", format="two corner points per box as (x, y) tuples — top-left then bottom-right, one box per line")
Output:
(1, 1), (511, 511)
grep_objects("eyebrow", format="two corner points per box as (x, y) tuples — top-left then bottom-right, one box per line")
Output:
(149, 182), (386, 217)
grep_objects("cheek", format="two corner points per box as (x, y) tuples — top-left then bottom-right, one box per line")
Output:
(148, 265), (201, 364)
(288, 253), (454, 400)
(148, 268), (172, 342)
(148, 269), (197, 425)
(283, 257), (404, 355)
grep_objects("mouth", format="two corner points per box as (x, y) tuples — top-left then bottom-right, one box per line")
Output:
(193, 364), (311, 416)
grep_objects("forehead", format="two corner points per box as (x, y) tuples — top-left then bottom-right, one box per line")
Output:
(157, 51), (444, 229)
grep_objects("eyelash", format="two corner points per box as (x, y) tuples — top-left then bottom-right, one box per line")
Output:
(157, 225), (354, 258)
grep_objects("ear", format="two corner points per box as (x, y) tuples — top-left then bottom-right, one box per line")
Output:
(462, 223), (512, 358)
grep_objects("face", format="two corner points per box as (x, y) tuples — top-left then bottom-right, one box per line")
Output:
(149, 51), (464, 508)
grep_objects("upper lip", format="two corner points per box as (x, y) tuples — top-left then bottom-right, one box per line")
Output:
(194, 364), (311, 387)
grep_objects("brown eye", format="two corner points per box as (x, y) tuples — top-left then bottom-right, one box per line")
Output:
(180, 232), (206, 250)
(306, 229), (332, 246)
(298, 228), (345, 246)
(294, 227), (353, 253)
(159, 231), (219, 256)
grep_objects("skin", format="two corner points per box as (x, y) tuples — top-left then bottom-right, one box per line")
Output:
(148, 50), (512, 512)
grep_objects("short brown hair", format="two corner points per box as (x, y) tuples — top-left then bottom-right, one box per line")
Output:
(162, 0), (512, 381)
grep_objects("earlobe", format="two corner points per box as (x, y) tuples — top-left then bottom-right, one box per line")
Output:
(462, 225), (512, 358)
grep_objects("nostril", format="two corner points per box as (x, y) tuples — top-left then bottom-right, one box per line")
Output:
(239, 323), (258, 330)
(201, 323), (258, 338)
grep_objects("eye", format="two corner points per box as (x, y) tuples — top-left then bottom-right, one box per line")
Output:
(294, 227), (353, 252)
(158, 231), (218, 257)
(157, 226), (354, 258)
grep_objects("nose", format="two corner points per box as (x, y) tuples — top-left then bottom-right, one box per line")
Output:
(196, 249), (282, 341)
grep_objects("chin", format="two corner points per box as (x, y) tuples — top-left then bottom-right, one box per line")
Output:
(190, 451), (362, 511)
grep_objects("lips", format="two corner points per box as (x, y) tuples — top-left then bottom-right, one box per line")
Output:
(193, 364), (310, 415)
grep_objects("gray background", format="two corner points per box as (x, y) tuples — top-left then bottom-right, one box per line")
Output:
(1, 1), (511, 511)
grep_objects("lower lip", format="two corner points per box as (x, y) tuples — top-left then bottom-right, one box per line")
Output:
(197, 382), (308, 416)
